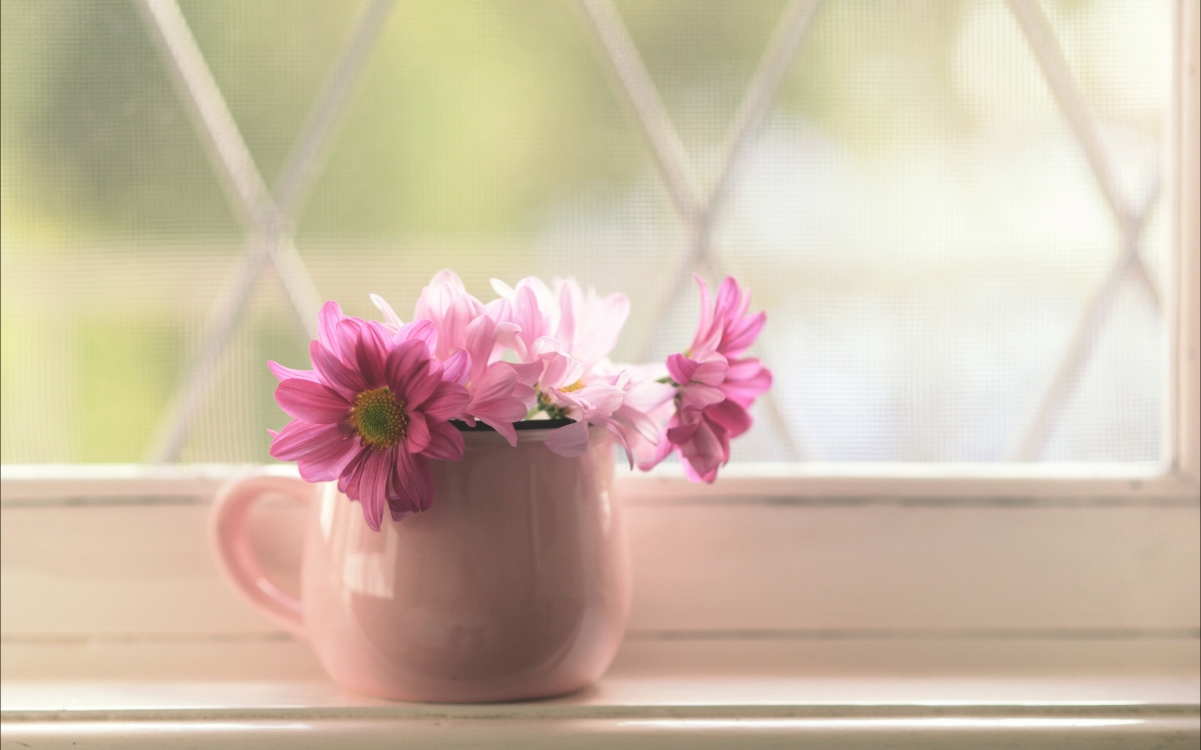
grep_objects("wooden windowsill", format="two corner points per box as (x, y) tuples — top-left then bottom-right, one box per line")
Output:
(3, 463), (1196, 746)
(3, 639), (1198, 748)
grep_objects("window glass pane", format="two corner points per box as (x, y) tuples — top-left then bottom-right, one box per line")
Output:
(0, 0), (1176, 463)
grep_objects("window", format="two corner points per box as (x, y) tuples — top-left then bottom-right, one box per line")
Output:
(1, 0), (1196, 697)
(1, 0), (1196, 485)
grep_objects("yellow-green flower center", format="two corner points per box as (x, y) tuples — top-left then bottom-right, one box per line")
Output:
(350, 387), (408, 449)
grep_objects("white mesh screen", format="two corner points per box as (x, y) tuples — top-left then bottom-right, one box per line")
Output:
(0, 0), (1176, 464)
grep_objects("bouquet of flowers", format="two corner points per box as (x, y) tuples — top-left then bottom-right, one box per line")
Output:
(268, 270), (771, 530)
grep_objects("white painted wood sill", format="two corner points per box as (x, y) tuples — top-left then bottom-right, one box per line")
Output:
(3, 673), (1199, 749)
(2, 464), (1199, 748)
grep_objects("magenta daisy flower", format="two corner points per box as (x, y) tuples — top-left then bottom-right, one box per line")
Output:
(643, 276), (772, 483)
(268, 302), (470, 531)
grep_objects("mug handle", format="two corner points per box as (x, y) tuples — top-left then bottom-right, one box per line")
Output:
(210, 473), (314, 640)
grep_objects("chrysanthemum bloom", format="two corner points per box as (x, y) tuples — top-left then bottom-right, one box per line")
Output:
(269, 302), (470, 531)
(373, 273), (535, 446)
(646, 276), (772, 483)
(490, 276), (660, 461)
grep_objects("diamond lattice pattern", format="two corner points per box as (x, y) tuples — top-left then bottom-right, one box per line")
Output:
(0, 0), (1175, 464)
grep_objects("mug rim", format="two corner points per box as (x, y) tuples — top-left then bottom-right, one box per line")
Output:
(451, 417), (575, 432)
(455, 421), (610, 446)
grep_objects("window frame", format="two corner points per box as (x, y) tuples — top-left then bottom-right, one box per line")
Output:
(0, 0), (1197, 508)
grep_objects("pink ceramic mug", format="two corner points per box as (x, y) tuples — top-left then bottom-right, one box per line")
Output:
(210, 426), (630, 703)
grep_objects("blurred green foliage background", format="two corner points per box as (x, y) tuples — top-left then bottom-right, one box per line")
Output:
(0, 0), (1173, 464)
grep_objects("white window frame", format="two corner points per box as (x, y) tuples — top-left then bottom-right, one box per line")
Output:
(1, 1), (1197, 506)
(0, 9), (1196, 704)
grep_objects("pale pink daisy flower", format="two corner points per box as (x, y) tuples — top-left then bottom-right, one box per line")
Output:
(530, 343), (629, 459)
(490, 276), (659, 462)
(269, 301), (470, 531)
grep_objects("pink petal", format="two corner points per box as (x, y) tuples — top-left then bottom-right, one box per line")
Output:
(464, 393), (527, 445)
(275, 379), (350, 424)
(639, 410), (682, 471)
(442, 349), (471, 386)
(571, 291), (629, 370)
(310, 341), (366, 398)
(385, 339), (439, 407)
(688, 276), (721, 356)
(680, 383), (726, 410)
(666, 419), (700, 446)
(439, 295), (479, 358)
(318, 301), (346, 349)
(468, 392), (528, 424)
(483, 297), (513, 324)
(540, 351), (583, 389)
(545, 419), (590, 457)
(494, 322), (534, 363)
(354, 319), (391, 389)
(284, 427), (357, 483)
(412, 456), (435, 512)
(620, 377), (675, 417)
(385, 454), (417, 515)
(514, 285), (547, 346)
(397, 319), (437, 350)
(682, 457), (720, 484)
(422, 420), (466, 460)
(690, 356), (729, 386)
(469, 363), (519, 404)
(715, 276), (742, 322)
(721, 311), (765, 358)
(532, 336), (565, 357)
(370, 293), (404, 330)
(465, 366), (529, 441)
(427, 268), (468, 295)
(385, 463), (415, 521)
(337, 450), (370, 508)
(478, 417), (518, 447)
(639, 427), (675, 471)
(270, 419), (347, 461)
(557, 282), (577, 352)
(677, 417), (726, 477)
(593, 415), (635, 469)
(415, 271), (474, 344)
(395, 450), (435, 512)
(573, 383), (625, 416)
(405, 410), (432, 453)
(464, 314), (499, 382)
(440, 269), (469, 291)
(333, 317), (365, 366)
(612, 402), (663, 444)
(490, 277), (517, 301)
(721, 360), (772, 407)
(307, 445), (357, 489)
(666, 353), (698, 386)
(419, 380), (470, 421)
(356, 448), (392, 531)
(704, 398), (753, 439)
(509, 360), (543, 386)
(268, 361), (318, 383)
(725, 356), (766, 381)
